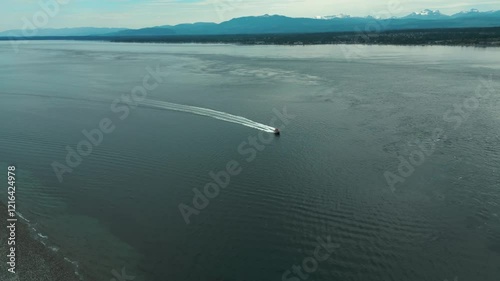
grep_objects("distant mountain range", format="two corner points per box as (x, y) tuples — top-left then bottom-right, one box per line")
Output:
(1, 9), (500, 37)
(0, 27), (125, 37)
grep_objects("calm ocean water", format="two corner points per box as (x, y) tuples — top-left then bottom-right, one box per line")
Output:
(1, 41), (500, 281)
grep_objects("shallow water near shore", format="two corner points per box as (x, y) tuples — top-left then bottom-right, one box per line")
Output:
(1, 41), (500, 281)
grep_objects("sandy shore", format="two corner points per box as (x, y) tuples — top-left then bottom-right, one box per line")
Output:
(0, 202), (82, 281)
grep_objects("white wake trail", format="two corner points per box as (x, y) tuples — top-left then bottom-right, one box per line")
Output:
(141, 99), (276, 133)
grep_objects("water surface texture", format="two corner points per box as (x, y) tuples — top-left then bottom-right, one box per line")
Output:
(1, 42), (500, 281)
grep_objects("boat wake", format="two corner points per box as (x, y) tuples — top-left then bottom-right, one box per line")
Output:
(141, 99), (276, 133)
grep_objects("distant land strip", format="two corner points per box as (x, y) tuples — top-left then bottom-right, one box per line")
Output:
(2, 26), (500, 47)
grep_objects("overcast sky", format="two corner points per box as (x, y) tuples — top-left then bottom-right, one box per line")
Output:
(1, 0), (500, 31)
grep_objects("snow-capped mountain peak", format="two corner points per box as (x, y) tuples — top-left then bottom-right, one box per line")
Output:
(451, 9), (493, 18)
(404, 9), (448, 19)
(457, 8), (480, 14)
(412, 9), (442, 16)
(315, 14), (351, 20)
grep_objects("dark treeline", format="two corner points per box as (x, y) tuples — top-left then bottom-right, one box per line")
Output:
(2, 26), (500, 47)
